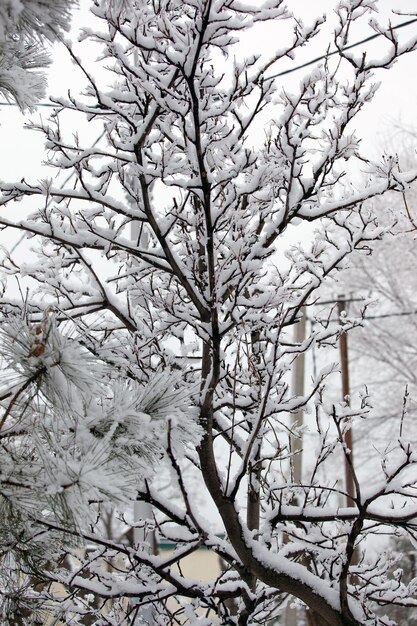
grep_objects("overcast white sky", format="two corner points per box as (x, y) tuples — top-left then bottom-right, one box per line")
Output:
(1, 1), (417, 181)
(0, 0), (414, 289)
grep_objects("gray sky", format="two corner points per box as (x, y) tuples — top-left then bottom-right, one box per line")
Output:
(1, 2), (417, 184)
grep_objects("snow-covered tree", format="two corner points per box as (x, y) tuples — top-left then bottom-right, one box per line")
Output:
(0, 0), (77, 110)
(1, 1), (417, 625)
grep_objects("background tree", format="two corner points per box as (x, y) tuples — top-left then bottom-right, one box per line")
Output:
(0, 0), (77, 110)
(340, 177), (417, 464)
(334, 154), (417, 625)
(1, 1), (417, 625)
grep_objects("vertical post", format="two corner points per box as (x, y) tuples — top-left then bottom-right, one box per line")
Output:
(285, 309), (306, 626)
(130, 46), (156, 621)
(291, 309), (306, 486)
(130, 221), (157, 622)
(133, 500), (156, 552)
(131, 220), (156, 551)
(337, 297), (355, 505)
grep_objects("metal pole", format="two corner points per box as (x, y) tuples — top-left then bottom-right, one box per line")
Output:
(291, 309), (306, 485)
(285, 309), (306, 626)
(337, 298), (355, 505)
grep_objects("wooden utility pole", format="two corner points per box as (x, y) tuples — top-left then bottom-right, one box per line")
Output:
(337, 298), (355, 505)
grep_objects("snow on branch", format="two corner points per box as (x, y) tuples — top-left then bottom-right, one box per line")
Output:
(0, 1), (416, 624)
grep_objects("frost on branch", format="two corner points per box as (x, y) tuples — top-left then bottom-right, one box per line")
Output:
(0, 0), (417, 625)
